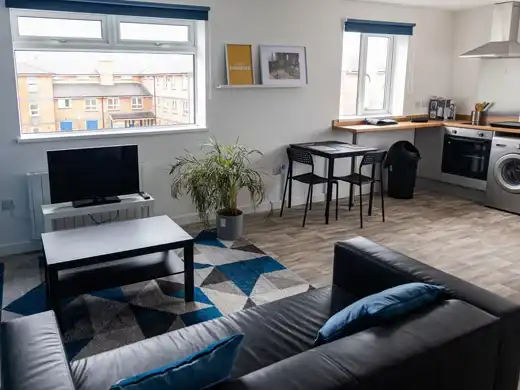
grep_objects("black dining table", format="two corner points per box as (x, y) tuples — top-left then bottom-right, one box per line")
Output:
(289, 141), (377, 224)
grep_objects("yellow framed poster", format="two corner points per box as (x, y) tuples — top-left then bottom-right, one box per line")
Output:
(225, 44), (254, 85)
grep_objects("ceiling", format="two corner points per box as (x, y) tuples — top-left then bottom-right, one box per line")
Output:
(356, 0), (497, 11)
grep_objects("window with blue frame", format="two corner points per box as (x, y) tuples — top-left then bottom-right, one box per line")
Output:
(8, 0), (209, 136)
(340, 19), (415, 118)
(59, 121), (73, 131)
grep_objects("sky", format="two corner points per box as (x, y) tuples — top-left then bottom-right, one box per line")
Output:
(15, 16), (193, 75)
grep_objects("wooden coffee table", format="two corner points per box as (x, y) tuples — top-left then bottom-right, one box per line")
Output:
(42, 215), (194, 316)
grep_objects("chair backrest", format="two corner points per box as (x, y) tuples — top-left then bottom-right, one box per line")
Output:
(360, 150), (387, 168)
(287, 147), (314, 167)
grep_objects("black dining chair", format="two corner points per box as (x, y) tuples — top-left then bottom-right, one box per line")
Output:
(280, 147), (339, 227)
(335, 150), (387, 229)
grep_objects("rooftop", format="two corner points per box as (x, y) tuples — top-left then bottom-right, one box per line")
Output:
(16, 51), (193, 75)
(53, 83), (151, 98)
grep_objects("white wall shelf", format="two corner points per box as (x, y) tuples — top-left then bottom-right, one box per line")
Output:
(216, 84), (303, 89)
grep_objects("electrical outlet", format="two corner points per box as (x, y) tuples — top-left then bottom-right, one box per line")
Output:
(273, 164), (287, 176)
(1, 199), (15, 211)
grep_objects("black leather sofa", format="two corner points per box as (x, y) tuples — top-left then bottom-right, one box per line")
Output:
(3, 237), (520, 390)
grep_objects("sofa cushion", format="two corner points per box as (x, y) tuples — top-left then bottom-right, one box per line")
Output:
(71, 285), (356, 390)
(217, 300), (500, 390)
(316, 282), (446, 344)
(2, 311), (76, 390)
(111, 334), (244, 390)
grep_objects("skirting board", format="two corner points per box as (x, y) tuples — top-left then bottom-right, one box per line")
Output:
(171, 192), (338, 226)
(0, 240), (42, 258)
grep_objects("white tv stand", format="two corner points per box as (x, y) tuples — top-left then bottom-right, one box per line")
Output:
(41, 193), (155, 233)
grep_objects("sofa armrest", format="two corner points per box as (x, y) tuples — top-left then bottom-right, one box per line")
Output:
(220, 300), (501, 390)
(2, 311), (76, 390)
(333, 237), (520, 390)
(333, 237), (519, 318)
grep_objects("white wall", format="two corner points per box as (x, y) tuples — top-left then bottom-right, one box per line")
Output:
(0, 0), (454, 254)
(452, 5), (492, 113)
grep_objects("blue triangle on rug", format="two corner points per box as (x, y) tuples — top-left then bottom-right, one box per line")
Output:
(89, 287), (128, 303)
(194, 230), (226, 248)
(180, 306), (222, 327)
(156, 280), (213, 305)
(217, 256), (287, 296)
(3, 283), (48, 316)
(65, 337), (94, 361)
(195, 262), (213, 270)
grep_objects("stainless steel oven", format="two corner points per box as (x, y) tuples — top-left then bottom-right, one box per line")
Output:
(441, 127), (493, 191)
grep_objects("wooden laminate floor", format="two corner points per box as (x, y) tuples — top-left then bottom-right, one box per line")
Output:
(231, 190), (520, 303)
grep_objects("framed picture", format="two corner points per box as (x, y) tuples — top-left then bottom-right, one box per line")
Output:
(225, 44), (254, 85)
(259, 45), (307, 86)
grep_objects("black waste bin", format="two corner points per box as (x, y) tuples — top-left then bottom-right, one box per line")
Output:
(384, 141), (421, 199)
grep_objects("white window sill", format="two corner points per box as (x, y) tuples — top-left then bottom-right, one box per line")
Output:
(17, 125), (208, 144)
(339, 113), (395, 120)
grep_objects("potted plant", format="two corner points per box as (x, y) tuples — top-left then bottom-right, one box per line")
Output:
(170, 138), (265, 240)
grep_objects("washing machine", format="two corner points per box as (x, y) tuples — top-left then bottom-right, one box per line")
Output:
(486, 133), (520, 214)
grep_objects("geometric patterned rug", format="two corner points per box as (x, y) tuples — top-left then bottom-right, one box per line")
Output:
(0, 230), (312, 361)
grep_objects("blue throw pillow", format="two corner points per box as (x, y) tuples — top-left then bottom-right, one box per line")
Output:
(316, 283), (445, 345)
(111, 334), (244, 390)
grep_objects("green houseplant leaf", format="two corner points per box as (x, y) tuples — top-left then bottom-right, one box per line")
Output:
(170, 138), (265, 227)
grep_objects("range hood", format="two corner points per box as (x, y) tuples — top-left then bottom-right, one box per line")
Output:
(461, 2), (520, 58)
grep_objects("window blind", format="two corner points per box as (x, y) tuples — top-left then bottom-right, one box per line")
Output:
(6, 0), (210, 21)
(345, 19), (415, 36)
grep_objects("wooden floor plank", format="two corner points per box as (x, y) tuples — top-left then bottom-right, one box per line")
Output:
(187, 190), (520, 304)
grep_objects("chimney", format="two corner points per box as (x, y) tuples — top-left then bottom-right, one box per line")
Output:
(97, 60), (114, 86)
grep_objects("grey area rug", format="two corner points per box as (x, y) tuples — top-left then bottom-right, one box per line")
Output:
(1, 230), (312, 360)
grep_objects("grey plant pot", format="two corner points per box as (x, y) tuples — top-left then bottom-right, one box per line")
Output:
(216, 210), (244, 241)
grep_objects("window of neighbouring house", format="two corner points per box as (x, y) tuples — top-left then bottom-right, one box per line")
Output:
(29, 102), (39, 117)
(27, 76), (38, 93)
(172, 100), (178, 113)
(339, 19), (414, 118)
(57, 98), (72, 109)
(84, 98), (98, 111)
(131, 97), (143, 110)
(9, 3), (208, 137)
(183, 100), (189, 116)
(107, 97), (120, 111)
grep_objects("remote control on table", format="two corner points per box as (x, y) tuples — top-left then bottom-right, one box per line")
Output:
(139, 191), (151, 200)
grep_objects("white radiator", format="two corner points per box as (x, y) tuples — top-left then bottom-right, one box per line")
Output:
(27, 164), (147, 240)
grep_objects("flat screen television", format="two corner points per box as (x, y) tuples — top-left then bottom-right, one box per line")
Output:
(47, 145), (140, 207)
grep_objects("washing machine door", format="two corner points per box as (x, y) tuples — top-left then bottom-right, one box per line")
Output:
(494, 154), (520, 193)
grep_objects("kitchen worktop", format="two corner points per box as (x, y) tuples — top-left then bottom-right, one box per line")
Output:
(333, 119), (516, 134)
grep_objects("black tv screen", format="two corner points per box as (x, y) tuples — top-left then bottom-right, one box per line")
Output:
(47, 145), (140, 204)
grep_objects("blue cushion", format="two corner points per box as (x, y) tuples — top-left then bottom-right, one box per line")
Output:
(111, 334), (244, 390)
(316, 283), (445, 345)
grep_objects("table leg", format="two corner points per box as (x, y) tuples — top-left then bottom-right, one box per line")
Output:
(325, 158), (335, 225)
(288, 162), (293, 209)
(369, 165), (376, 216)
(349, 133), (358, 210)
(184, 242), (195, 302)
(46, 265), (61, 316)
